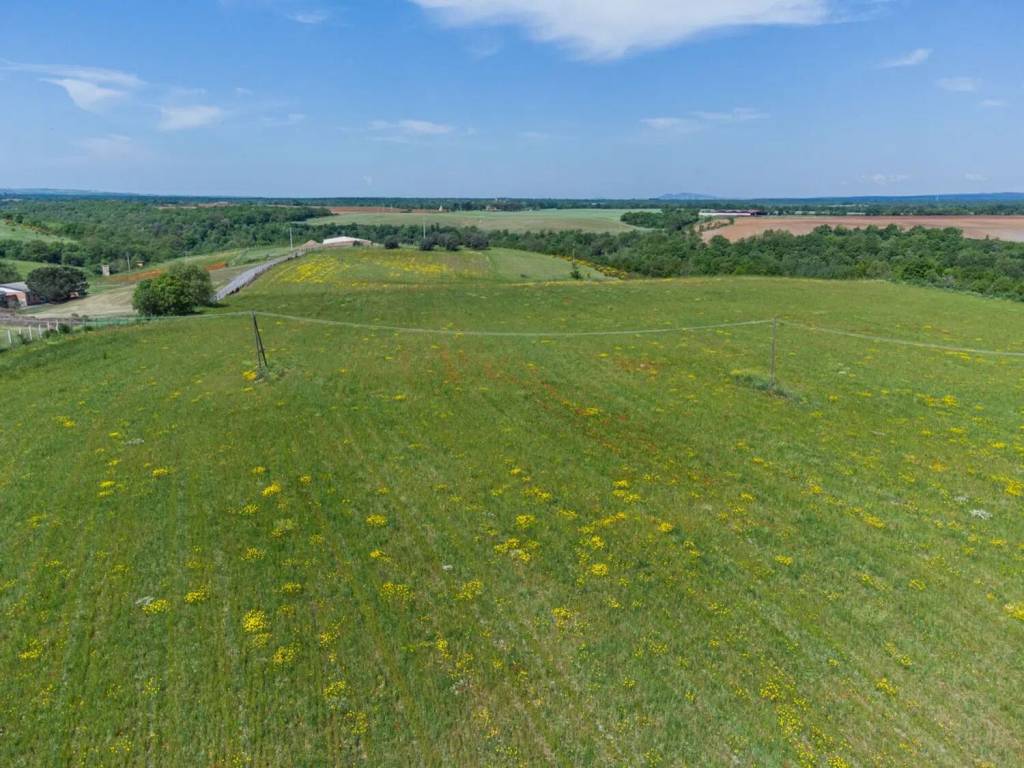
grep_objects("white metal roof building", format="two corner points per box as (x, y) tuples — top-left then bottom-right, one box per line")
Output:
(322, 236), (373, 248)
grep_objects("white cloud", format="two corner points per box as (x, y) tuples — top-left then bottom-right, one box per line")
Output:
(879, 48), (931, 68)
(370, 119), (454, 136)
(937, 77), (979, 92)
(2, 60), (144, 112)
(642, 116), (703, 133)
(693, 107), (767, 123)
(862, 173), (910, 186)
(263, 112), (307, 126)
(410, 0), (830, 59)
(288, 10), (329, 24)
(159, 105), (226, 131)
(2, 61), (143, 88)
(43, 78), (128, 112)
(642, 107), (767, 135)
(980, 99), (1007, 108)
(964, 173), (988, 182)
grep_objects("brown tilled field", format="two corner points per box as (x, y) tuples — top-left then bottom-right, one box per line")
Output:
(328, 205), (437, 214)
(703, 215), (1024, 242)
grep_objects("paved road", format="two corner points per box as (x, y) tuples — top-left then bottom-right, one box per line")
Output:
(215, 251), (304, 302)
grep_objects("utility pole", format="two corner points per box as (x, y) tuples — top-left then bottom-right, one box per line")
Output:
(289, 225), (294, 250)
(251, 311), (269, 372)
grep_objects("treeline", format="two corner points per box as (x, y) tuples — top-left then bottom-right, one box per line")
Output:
(621, 208), (700, 230)
(0, 202), (327, 270)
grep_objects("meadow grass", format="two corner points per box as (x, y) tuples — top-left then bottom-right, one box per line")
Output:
(0, 221), (69, 244)
(304, 208), (653, 233)
(1, 254), (1022, 766)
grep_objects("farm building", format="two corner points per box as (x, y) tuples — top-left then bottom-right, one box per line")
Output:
(699, 210), (767, 218)
(0, 282), (40, 309)
(322, 236), (373, 248)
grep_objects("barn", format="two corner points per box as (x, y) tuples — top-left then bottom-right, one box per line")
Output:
(322, 236), (373, 248)
(0, 282), (39, 309)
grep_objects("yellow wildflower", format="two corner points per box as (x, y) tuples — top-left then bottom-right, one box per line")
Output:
(142, 598), (170, 615)
(242, 610), (268, 633)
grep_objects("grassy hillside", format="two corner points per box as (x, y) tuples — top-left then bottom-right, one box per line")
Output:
(306, 208), (652, 233)
(1, 262), (1022, 766)
(0, 221), (68, 243)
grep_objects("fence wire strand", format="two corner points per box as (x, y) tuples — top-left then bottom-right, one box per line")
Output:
(24, 309), (1024, 360)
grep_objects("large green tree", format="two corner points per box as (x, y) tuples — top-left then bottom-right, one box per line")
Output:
(25, 265), (88, 303)
(132, 264), (213, 316)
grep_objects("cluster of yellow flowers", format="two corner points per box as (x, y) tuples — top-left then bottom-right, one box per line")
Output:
(184, 586), (210, 604)
(242, 609), (268, 633)
(142, 599), (170, 615)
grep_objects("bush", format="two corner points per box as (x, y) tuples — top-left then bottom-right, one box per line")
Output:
(465, 232), (489, 250)
(132, 264), (213, 316)
(25, 265), (89, 303)
(383, 237), (401, 250)
(167, 263), (214, 307)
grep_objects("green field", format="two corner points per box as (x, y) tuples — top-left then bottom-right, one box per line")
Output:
(0, 221), (68, 243)
(306, 208), (653, 233)
(1, 257), (1023, 766)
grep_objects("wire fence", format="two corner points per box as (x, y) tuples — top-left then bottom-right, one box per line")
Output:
(7, 308), (1024, 364)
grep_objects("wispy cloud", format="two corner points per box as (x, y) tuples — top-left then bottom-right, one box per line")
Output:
(263, 112), (307, 126)
(642, 108), (767, 135)
(964, 172), (988, 182)
(879, 48), (931, 68)
(861, 173), (910, 186)
(2, 60), (144, 112)
(641, 117), (703, 134)
(159, 105), (227, 131)
(43, 78), (129, 111)
(693, 107), (768, 123)
(410, 0), (830, 60)
(370, 119), (455, 138)
(288, 9), (329, 24)
(937, 76), (979, 93)
(980, 99), (1007, 108)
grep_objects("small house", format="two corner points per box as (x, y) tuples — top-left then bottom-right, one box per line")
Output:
(0, 282), (40, 309)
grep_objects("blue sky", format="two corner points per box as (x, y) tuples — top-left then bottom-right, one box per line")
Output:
(1, 0), (1020, 198)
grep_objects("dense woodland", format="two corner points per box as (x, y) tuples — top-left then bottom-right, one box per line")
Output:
(4, 199), (1024, 301)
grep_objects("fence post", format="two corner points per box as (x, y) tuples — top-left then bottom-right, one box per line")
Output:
(770, 318), (778, 390)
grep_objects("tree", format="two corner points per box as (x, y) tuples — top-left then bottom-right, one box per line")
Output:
(25, 265), (88, 303)
(0, 260), (19, 283)
(465, 232), (490, 250)
(167, 263), (214, 307)
(133, 275), (195, 316)
(132, 265), (213, 316)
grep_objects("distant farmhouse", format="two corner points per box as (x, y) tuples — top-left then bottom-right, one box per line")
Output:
(0, 282), (40, 309)
(698, 210), (767, 218)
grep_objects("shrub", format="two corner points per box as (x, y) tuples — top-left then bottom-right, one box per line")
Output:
(25, 265), (89, 303)
(383, 237), (401, 250)
(132, 264), (212, 316)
